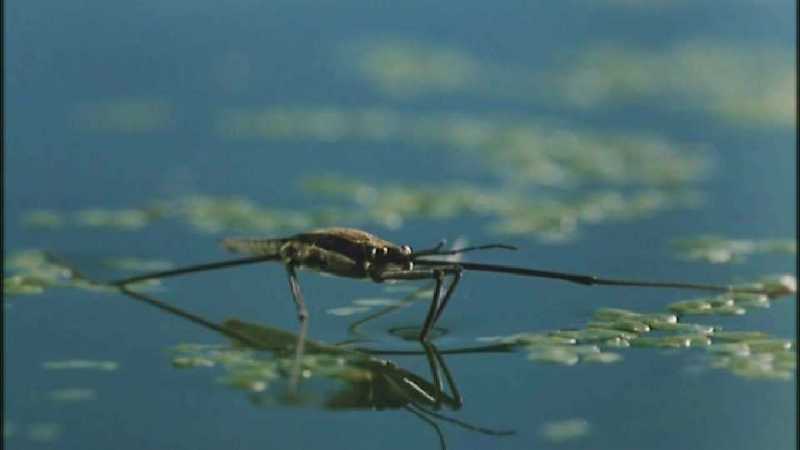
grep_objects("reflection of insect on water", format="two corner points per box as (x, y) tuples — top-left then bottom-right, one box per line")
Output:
(118, 286), (516, 449)
(112, 227), (781, 341)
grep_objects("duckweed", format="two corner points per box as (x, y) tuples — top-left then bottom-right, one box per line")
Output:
(104, 258), (175, 272)
(343, 39), (793, 128)
(42, 360), (119, 371)
(220, 106), (708, 188)
(21, 210), (64, 228)
(72, 98), (174, 133)
(582, 352), (624, 364)
(48, 388), (97, 402)
(527, 347), (580, 365)
(351, 298), (403, 307)
(630, 336), (692, 349)
(539, 418), (590, 443)
(587, 319), (651, 333)
(3, 276), (48, 295)
(4, 249), (157, 297)
(26, 423), (62, 443)
(326, 306), (371, 317)
(673, 236), (796, 264)
(172, 356), (217, 369)
(499, 283), (795, 380)
(712, 331), (770, 342)
(76, 208), (155, 230)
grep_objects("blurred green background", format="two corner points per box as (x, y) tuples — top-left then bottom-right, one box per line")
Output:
(4, 1), (796, 449)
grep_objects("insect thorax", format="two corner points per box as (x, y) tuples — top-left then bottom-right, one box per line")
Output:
(280, 240), (368, 279)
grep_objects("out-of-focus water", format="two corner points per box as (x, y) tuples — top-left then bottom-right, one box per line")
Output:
(4, 1), (796, 449)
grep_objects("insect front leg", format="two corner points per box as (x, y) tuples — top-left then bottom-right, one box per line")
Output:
(376, 265), (463, 341)
(285, 264), (309, 321)
(431, 268), (462, 327)
(285, 263), (308, 395)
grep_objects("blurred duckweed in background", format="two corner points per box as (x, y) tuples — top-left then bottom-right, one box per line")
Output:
(26, 423), (63, 444)
(22, 207), (164, 232)
(3, 250), (162, 297)
(539, 418), (591, 443)
(217, 106), (709, 187)
(303, 175), (703, 240)
(4, 1), (795, 449)
(47, 388), (98, 403)
(42, 360), (119, 372)
(673, 236), (797, 264)
(552, 41), (794, 128)
(175, 195), (316, 234)
(20, 197), (321, 235)
(71, 98), (174, 133)
(341, 39), (510, 99)
(4, 251), (86, 296)
(19, 183), (703, 242)
(342, 38), (794, 128)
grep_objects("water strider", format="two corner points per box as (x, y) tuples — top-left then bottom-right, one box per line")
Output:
(111, 227), (784, 341)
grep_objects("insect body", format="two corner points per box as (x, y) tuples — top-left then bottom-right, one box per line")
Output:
(219, 228), (464, 339)
(221, 227), (415, 281)
(112, 227), (785, 341)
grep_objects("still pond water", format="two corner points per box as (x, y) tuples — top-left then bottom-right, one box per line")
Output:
(4, 1), (796, 449)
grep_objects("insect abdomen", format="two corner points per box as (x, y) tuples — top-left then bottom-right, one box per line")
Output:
(221, 238), (285, 257)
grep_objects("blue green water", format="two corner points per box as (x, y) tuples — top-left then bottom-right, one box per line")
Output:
(4, 1), (796, 449)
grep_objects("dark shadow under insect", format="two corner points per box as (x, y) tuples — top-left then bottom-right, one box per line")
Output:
(110, 227), (774, 341)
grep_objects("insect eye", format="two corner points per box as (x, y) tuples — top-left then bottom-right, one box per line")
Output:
(401, 245), (412, 255)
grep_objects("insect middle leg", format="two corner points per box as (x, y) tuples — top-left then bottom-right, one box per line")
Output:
(377, 265), (463, 341)
(285, 264), (308, 394)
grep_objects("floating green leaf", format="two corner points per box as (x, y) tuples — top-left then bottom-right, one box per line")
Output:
(582, 352), (624, 364)
(42, 360), (119, 371)
(326, 306), (371, 317)
(75, 208), (156, 230)
(587, 319), (651, 333)
(497, 276), (795, 380)
(351, 298), (403, 307)
(540, 418), (590, 443)
(72, 98), (174, 133)
(219, 106), (709, 188)
(527, 347), (581, 365)
(3, 250), (152, 296)
(673, 236), (796, 264)
(342, 39), (793, 128)
(21, 210), (65, 228)
(301, 175), (703, 241)
(3, 275), (49, 296)
(103, 258), (175, 272)
(26, 423), (62, 443)
(48, 388), (97, 402)
(550, 42), (794, 128)
(4, 422), (16, 439)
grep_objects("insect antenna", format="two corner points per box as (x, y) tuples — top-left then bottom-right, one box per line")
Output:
(413, 243), (517, 258)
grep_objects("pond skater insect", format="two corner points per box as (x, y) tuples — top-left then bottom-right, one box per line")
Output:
(111, 227), (782, 341)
